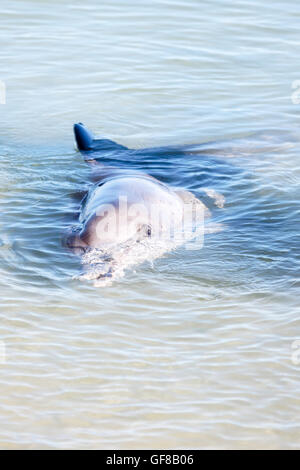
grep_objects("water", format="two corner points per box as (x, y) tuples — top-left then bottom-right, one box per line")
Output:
(0, 0), (299, 449)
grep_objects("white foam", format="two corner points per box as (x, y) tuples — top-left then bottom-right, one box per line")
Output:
(75, 219), (224, 287)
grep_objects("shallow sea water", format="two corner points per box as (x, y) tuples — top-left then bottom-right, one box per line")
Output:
(0, 0), (299, 449)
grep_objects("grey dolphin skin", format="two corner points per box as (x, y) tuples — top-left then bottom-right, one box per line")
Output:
(67, 124), (207, 260)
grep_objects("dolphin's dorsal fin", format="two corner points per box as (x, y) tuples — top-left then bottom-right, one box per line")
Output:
(74, 123), (94, 150)
(74, 123), (128, 153)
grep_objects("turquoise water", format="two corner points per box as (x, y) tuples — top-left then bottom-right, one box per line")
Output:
(0, 0), (299, 449)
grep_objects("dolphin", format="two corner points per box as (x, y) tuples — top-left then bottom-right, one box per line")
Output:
(67, 123), (217, 285)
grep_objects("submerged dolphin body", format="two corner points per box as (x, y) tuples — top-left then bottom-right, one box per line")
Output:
(67, 123), (219, 285)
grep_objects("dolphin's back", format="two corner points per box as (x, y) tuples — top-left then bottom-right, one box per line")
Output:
(74, 122), (128, 153)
